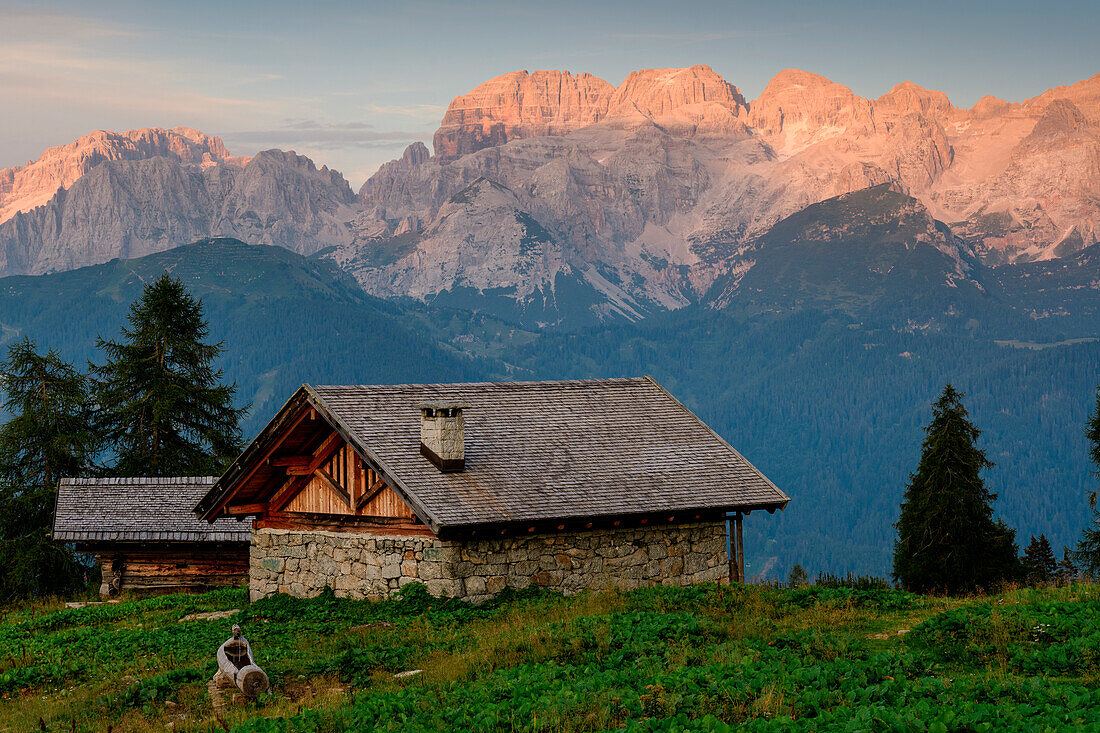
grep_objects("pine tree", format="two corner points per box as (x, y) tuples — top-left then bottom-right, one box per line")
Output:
(1022, 534), (1057, 585)
(92, 274), (248, 476)
(1056, 547), (1078, 586)
(787, 564), (809, 588)
(1073, 387), (1100, 576)
(0, 338), (98, 600)
(893, 384), (1019, 594)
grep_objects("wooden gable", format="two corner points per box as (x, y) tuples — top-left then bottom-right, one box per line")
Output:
(281, 442), (415, 519)
(214, 400), (431, 536)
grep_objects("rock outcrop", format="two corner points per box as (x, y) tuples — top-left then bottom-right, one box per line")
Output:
(433, 70), (615, 159)
(431, 65), (748, 160)
(0, 148), (355, 276)
(0, 127), (245, 224)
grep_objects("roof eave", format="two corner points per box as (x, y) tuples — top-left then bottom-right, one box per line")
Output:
(195, 386), (313, 521)
(433, 499), (791, 538)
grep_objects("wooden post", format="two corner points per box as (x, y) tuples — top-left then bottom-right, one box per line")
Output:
(727, 518), (735, 584)
(735, 513), (745, 583)
(728, 513), (745, 584)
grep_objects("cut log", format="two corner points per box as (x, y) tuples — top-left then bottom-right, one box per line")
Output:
(216, 625), (269, 697)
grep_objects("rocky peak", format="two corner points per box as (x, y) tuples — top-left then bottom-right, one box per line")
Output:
(607, 64), (746, 119)
(969, 95), (1013, 119)
(358, 142), (432, 205)
(877, 81), (954, 119)
(432, 70), (616, 159)
(401, 141), (431, 167)
(1021, 99), (1092, 148)
(431, 65), (749, 159)
(0, 127), (245, 224)
(748, 69), (877, 153)
(1025, 72), (1100, 122)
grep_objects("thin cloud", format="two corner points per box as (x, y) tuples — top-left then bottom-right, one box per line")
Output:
(0, 8), (142, 38)
(225, 122), (427, 150)
(362, 103), (446, 121)
(611, 30), (780, 41)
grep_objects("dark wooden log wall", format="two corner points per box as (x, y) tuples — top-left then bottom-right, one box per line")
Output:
(92, 542), (249, 596)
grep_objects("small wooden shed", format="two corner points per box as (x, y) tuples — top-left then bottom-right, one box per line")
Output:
(53, 477), (251, 597)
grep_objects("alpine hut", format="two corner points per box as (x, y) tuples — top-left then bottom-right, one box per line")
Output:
(194, 377), (789, 602)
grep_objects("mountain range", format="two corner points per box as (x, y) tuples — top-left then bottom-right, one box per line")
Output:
(3, 65), (1099, 325)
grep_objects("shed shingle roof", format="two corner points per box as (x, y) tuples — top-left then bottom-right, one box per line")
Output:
(54, 477), (251, 543)
(207, 376), (786, 531)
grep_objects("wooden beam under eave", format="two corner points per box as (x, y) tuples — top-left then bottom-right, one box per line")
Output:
(269, 475), (309, 513)
(268, 456), (311, 468)
(211, 406), (312, 516)
(225, 503), (266, 516)
(314, 467), (352, 508)
(355, 475), (387, 512)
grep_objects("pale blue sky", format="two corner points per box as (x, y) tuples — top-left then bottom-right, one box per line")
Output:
(2, 0), (1097, 186)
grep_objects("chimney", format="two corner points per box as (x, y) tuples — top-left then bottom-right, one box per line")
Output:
(419, 403), (467, 472)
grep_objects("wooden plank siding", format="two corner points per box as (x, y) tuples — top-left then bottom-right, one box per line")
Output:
(281, 441), (416, 520)
(96, 543), (249, 595)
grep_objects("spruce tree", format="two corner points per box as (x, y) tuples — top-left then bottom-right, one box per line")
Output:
(893, 384), (1019, 594)
(1072, 387), (1100, 575)
(787, 564), (809, 588)
(92, 274), (247, 476)
(0, 338), (97, 600)
(1022, 534), (1057, 585)
(1056, 547), (1079, 585)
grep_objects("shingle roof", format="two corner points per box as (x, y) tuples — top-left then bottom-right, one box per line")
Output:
(294, 376), (787, 531)
(54, 477), (251, 542)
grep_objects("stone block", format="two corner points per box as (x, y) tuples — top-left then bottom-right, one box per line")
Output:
(555, 553), (575, 570)
(685, 554), (707, 575)
(465, 576), (487, 595)
(662, 557), (684, 576)
(425, 579), (457, 597)
(531, 570), (564, 587)
(381, 564), (401, 580)
(515, 560), (540, 575)
(260, 557), (284, 573)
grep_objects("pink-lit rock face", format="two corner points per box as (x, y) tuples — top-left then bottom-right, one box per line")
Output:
(432, 70), (615, 159)
(344, 65), (1100, 316)
(4, 65), (1100, 323)
(432, 65), (749, 159)
(748, 69), (878, 152)
(607, 65), (747, 118)
(0, 127), (247, 224)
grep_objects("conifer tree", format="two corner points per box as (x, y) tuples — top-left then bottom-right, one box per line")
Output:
(1056, 547), (1078, 585)
(1072, 387), (1100, 575)
(1022, 534), (1057, 585)
(0, 338), (97, 600)
(893, 384), (1019, 594)
(92, 274), (248, 477)
(787, 564), (809, 588)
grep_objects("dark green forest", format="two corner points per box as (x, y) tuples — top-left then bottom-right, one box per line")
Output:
(1, 236), (1097, 578)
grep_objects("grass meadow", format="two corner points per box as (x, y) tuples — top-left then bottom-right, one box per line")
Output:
(3, 582), (1099, 731)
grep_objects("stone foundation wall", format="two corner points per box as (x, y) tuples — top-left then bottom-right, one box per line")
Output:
(249, 521), (729, 603)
